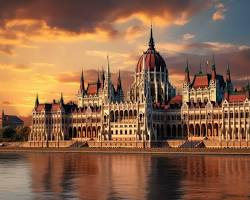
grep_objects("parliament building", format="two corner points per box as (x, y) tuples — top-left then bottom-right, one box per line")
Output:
(28, 28), (250, 148)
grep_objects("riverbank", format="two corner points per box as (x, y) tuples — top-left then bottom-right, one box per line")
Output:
(1, 147), (250, 155)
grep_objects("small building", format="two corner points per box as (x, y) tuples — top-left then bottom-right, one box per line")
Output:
(0, 110), (24, 129)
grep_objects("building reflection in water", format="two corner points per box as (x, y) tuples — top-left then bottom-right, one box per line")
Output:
(26, 153), (250, 200)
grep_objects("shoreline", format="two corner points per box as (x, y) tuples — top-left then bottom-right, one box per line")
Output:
(1, 147), (250, 155)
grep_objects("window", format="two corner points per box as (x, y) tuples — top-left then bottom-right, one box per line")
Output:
(235, 112), (238, 118)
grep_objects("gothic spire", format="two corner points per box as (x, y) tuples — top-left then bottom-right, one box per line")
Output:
(80, 69), (85, 92)
(185, 59), (190, 83)
(60, 92), (64, 105)
(211, 55), (216, 80)
(117, 70), (122, 88)
(102, 67), (105, 87)
(226, 64), (231, 82)
(97, 68), (100, 83)
(35, 93), (39, 107)
(107, 55), (110, 75)
(212, 54), (216, 70)
(148, 24), (155, 50)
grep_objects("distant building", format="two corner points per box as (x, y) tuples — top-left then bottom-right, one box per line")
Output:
(29, 27), (250, 148)
(0, 110), (24, 129)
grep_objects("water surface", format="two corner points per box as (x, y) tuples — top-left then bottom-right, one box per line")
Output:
(0, 152), (249, 200)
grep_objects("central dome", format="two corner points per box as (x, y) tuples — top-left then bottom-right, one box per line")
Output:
(136, 27), (167, 73)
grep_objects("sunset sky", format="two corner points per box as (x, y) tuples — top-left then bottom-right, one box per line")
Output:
(0, 0), (250, 117)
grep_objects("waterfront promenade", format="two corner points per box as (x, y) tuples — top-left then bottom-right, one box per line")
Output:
(1, 147), (250, 155)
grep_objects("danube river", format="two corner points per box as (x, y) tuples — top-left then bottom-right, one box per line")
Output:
(0, 152), (250, 200)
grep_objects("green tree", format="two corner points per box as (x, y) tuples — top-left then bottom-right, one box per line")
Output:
(15, 126), (30, 141)
(1, 127), (16, 139)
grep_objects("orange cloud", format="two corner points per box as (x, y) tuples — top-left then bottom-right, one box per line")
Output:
(212, 3), (227, 21)
(2, 101), (12, 105)
(0, 63), (32, 71)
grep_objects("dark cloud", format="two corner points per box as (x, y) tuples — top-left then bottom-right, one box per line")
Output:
(166, 49), (250, 88)
(0, 0), (211, 35)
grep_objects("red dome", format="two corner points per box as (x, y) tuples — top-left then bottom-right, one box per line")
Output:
(136, 27), (167, 73)
(136, 49), (167, 73)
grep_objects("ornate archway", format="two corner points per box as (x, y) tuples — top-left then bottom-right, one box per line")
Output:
(207, 123), (212, 137)
(201, 124), (206, 137)
(177, 124), (182, 138)
(195, 124), (200, 137)
(189, 124), (194, 137)
(172, 125), (177, 138)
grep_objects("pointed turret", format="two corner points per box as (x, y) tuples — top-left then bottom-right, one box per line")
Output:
(211, 55), (216, 80)
(97, 70), (100, 83)
(97, 70), (101, 89)
(103, 55), (112, 103)
(226, 64), (231, 82)
(80, 69), (85, 92)
(185, 59), (190, 83)
(35, 94), (39, 107)
(107, 55), (110, 77)
(101, 67), (105, 88)
(116, 70), (124, 102)
(225, 64), (233, 94)
(148, 24), (155, 50)
(60, 92), (64, 105)
(117, 70), (122, 89)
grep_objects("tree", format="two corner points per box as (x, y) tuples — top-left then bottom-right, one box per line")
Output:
(1, 127), (16, 139)
(15, 126), (31, 141)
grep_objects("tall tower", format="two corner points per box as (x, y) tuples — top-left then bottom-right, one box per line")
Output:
(35, 94), (39, 108)
(225, 64), (233, 93)
(131, 25), (176, 104)
(60, 92), (64, 106)
(103, 56), (113, 103)
(80, 69), (85, 93)
(116, 70), (124, 102)
(182, 60), (190, 103)
(148, 24), (155, 50)
(77, 70), (85, 107)
(211, 56), (217, 81)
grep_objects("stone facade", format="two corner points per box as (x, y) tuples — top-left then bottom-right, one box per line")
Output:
(29, 28), (250, 148)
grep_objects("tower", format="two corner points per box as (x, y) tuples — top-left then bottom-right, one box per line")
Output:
(131, 25), (176, 104)
(211, 56), (216, 81)
(184, 59), (190, 83)
(97, 70), (101, 90)
(103, 56), (113, 103)
(60, 92), (64, 106)
(35, 94), (39, 108)
(182, 60), (190, 103)
(77, 70), (85, 108)
(116, 70), (124, 102)
(148, 24), (155, 50)
(225, 64), (233, 93)
(80, 69), (85, 93)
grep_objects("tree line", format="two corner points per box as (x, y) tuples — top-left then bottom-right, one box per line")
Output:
(0, 126), (30, 142)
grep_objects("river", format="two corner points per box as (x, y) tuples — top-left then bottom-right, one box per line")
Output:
(0, 152), (249, 200)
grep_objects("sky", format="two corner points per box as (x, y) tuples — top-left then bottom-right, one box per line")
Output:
(0, 0), (250, 117)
